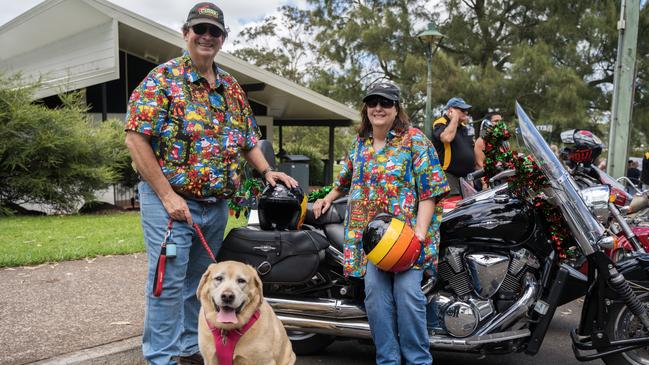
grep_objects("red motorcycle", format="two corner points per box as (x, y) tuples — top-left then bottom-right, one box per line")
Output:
(559, 128), (649, 262)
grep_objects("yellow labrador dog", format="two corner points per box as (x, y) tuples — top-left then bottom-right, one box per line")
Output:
(197, 261), (296, 365)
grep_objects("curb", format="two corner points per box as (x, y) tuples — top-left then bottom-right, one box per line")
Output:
(28, 336), (144, 365)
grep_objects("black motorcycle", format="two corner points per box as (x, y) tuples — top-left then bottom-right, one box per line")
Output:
(218, 103), (649, 364)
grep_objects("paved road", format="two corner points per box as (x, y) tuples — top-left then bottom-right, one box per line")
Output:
(296, 299), (599, 365)
(0, 255), (601, 365)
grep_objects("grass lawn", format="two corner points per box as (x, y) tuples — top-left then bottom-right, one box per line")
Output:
(0, 211), (247, 268)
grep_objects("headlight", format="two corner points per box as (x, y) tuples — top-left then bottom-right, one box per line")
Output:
(579, 186), (611, 223)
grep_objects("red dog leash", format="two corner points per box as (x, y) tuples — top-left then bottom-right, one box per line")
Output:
(153, 219), (174, 297)
(153, 219), (217, 297)
(193, 223), (217, 262)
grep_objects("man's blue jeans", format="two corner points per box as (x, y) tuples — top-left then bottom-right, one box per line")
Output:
(364, 263), (433, 365)
(139, 181), (228, 365)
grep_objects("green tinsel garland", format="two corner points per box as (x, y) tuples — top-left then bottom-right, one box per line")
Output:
(308, 185), (333, 202)
(228, 178), (263, 219)
(228, 180), (335, 218)
(483, 121), (571, 259)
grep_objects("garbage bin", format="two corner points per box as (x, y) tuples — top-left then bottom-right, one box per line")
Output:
(279, 155), (310, 189)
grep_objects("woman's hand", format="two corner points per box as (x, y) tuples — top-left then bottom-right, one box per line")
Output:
(312, 198), (331, 219)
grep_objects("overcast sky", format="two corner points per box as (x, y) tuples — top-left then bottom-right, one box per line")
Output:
(0, 0), (306, 51)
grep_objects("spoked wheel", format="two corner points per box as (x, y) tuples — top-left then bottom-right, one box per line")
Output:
(286, 330), (334, 355)
(603, 295), (649, 365)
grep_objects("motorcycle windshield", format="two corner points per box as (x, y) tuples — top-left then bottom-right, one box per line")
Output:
(515, 102), (604, 251)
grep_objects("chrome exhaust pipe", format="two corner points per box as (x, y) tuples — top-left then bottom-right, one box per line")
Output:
(279, 313), (530, 350)
(267, 297), (367, 319)
(279, 315), (371, 338)
(475, 273), (538, 336)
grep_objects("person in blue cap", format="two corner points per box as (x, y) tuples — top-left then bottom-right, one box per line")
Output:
(431, 97), (476, 196)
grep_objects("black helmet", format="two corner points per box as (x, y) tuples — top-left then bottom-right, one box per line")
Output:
(258, 182), (307, 230)
(559, 129), (604, 165)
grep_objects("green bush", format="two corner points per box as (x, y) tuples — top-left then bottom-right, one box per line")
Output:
(0, 74), (124, 214)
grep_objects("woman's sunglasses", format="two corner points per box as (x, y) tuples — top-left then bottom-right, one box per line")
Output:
(192, 24), (223, 38)
(366, 97), (396, 109)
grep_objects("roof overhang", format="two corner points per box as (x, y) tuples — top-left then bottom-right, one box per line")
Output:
(0, 0), (359, 123)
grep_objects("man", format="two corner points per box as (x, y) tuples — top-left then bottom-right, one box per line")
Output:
(642, 152), (649, 190)
(124, 3), (296, 364)
(627, 160), (641, 194)
(474, 112), (503, 170)
(431, 97), (476, 196)
(472, 112), (502, 190)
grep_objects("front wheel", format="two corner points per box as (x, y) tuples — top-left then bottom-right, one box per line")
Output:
(602, 294), (649, 365)
(286, 331), (334, 355)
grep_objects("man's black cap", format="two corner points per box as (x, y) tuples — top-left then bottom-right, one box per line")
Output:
(363, 81), (400, 102)
(186, 2), (227, 35)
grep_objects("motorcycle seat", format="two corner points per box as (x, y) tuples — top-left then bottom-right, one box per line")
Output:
(323, 224), (345, 253)
(304, 198), (347, 226)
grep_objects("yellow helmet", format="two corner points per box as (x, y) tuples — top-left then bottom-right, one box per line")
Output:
(362, 213), (421, 272)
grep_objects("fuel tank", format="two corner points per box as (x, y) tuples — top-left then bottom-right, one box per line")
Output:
(441, 195), (535, 246)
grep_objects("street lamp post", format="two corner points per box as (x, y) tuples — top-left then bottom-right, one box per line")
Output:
(417, 23), (445, 139)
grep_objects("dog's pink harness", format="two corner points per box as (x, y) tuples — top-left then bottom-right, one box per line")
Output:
(206, 310), (260, 365)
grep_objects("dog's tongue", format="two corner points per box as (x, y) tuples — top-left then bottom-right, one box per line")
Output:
(217, 307), (238, 324)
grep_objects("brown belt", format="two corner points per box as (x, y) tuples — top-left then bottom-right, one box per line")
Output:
(174, 189), (222, 204)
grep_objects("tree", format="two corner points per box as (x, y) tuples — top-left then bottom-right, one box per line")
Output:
(232, 0), (649, 150)
(0, 74), (124, 214)
(232, 6), (315, 84)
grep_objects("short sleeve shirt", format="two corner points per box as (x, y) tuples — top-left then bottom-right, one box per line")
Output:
(334, 127), (450, 277)
(125, 52), (259, 199)
(432, 115), (475, 177)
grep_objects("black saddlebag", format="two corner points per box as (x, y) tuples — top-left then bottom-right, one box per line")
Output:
(218, 227), (330, 284)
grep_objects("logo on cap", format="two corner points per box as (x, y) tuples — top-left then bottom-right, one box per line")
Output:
(198, 6), (218, 17)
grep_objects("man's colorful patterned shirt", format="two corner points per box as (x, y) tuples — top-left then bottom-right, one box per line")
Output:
(335, 127), (450, 277)
(125, 52), (258, 199)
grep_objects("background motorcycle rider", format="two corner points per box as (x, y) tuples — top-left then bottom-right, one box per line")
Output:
(312, 81), (449, 364)
(643, 152), (649, 190)
(627, 160), (641, 194)
(431, 97), (476, 196)
(473, 112), (503, 190)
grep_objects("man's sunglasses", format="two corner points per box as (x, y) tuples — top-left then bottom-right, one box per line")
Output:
(366, 97), (396, 109)
(192, 24), (224, 38)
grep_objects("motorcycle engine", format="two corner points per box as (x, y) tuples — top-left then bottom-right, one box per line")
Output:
(432, 247), (540, 338)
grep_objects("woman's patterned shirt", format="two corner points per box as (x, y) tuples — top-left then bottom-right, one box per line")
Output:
(125, 52), (259, 199)
(335, 127), (449, 277)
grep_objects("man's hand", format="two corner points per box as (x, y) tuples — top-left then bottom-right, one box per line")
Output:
(440, 107), (467, 143)
(448, 107), (467, 123)
(265, 170), (298, 189)
(160, 191), (193, 225)
(125, 131), (193, 225)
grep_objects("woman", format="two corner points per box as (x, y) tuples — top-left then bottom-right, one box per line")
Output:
(312, 81), (449, 364)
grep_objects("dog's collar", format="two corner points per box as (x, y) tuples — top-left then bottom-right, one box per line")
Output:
(206, 309), (260, 365)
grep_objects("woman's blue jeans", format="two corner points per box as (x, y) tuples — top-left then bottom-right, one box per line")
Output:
(364, 263), (433, 365)
(138, 181), (228, 365)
